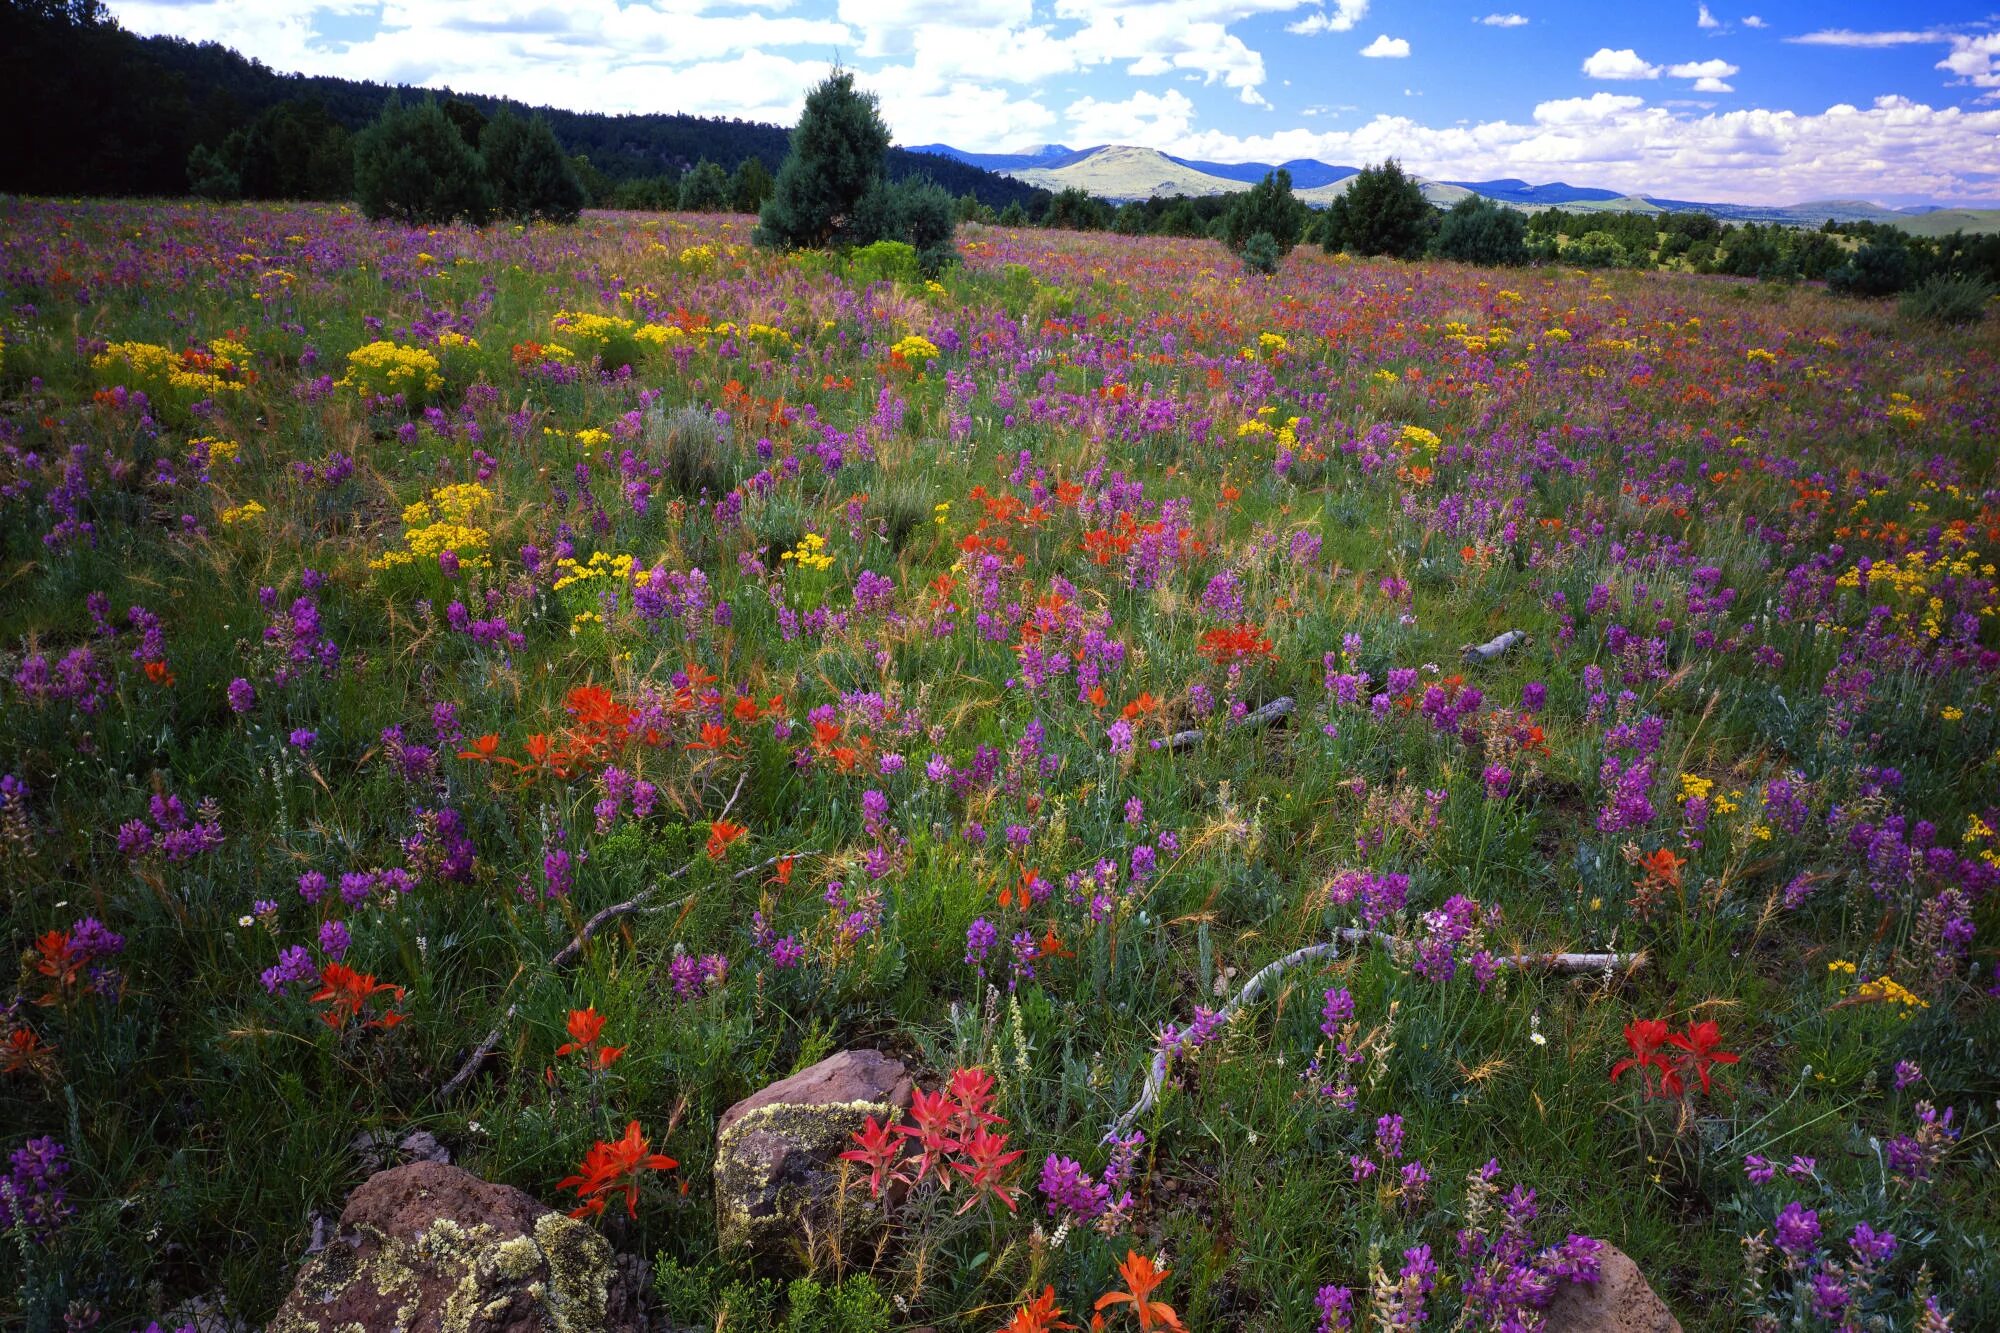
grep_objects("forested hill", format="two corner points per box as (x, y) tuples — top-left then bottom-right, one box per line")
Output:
(0, 0), (1049, 210)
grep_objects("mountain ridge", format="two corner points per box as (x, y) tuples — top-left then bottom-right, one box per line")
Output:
(911, 142), (1996, 229)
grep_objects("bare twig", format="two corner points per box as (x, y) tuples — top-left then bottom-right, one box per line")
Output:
(1106, 928), (1642, 1135)
(549, 770), (747, 968)
(1156, 695), (1296, 754)
(1460, 629), (1529, 665)
(436, 771), (756, 1102)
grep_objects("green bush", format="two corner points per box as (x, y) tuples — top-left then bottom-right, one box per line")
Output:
(1241, 229), (1281, 276)
(1222, 169), (1306, 255)
(1899, 272), (1994, 326)
(848, 239), (921, 286)
(353, 96), (494, 225)
(648, 404), (738, 499)
(1829, 239), (1914, 298)
(678, 160), (731, 212)
(1567, 230), (1629, 268)
(480, 110), (584, 224)
(1431, 195), (1528, 266)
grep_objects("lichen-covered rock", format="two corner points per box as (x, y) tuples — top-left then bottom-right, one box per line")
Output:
(1542, 1242), (1682, 1333)
(269, 1160), (643, 1333)
(714, 1048), (913, 1271)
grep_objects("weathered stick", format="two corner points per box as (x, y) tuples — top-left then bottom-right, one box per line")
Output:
(1156, 695), (1296, 754)
(437, 772), (760, 1102)
(549, 770), (747, 968)
(1106, 927), (1642, 1135)
(1460, 629), (1529, 665)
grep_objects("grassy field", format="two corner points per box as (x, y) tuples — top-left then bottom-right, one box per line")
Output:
(0, 199), (1996, 1333)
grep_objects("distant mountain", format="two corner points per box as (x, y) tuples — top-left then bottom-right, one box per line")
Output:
(1445, 178), (1626, 206)
(990, 144), (1468, 207)
(924, 142), (1998, 232)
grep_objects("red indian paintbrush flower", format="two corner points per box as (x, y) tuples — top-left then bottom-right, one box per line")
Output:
(559, 1120), (677, 1219)
(1094, 1250), (1185, 1331)
(951, 1122), (1025, 1215)
(894, 1085), (962, 1187)
(705, 818), (747, 859)
(311, 962), (405, 1031)
(1666, 1019), (1739, 1094)
(555, 1006), (627, 1069)
(837, 1113), (906, 1198)
(996, 1286), (1078, 1333)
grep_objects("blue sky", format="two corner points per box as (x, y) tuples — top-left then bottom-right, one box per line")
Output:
(108, 1), (2000, 204)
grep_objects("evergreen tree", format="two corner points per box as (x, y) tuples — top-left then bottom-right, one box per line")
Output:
(756, 70), (892, 249)
(1430, 195), (1527, 266)
(730, 156), (774, 213)
(1222, 169), (1305, 254)
(185, 142), (240, 200)
(482, 109), (584, 223)
(678, 159), (731, 211)
(1322, 159), (1434, 259)
(1241, 230), (1281, 276)
(354, 96), (495, 224)
(997, 200), (1027, 227)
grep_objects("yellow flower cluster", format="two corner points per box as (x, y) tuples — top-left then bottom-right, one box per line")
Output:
(219, 500), (265, 526)
(436, 331), (480, 352)
(552, 310), (638, 350)
(1542, 327), (1572, 343)
(1885, 393), (1925, 427)
(1258, 332), (1290, 356)
(780, 532), (835, 572)
(190, 436), (238, 463)
(1833, 545), (1994, 636)
(339, 341), (443, 397)
(933, 502), (951, 527)
(1400, 425), (1442, 454)
(1745, 348), (1778, 365)
(890, 334), (940, 364)
(1237, 406), (1300, 449)
(369, 482), (493, 571)
(93, 341), (249, 396)
(553, 550), (647, 591)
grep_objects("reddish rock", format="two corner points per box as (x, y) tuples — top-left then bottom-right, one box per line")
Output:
(714, 1049), (914, 1270)
(1543, 1242), (1682, 1333)
(269, 1160), (642, 1333)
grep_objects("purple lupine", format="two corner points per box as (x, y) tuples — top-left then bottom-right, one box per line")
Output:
(0, 1136), (74, 1242)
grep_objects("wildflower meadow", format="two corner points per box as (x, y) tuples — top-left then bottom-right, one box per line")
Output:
(1, 199), (1996, 1332)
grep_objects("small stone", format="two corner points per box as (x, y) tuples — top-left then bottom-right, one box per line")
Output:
(269, 1161), (643, 1333)
(1542, 1241), (1682, 1333)
(714, 1048), (914, 1272)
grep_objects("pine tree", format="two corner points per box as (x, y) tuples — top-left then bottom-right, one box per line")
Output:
(1222, 170), (1305, 255)
(1430, 195), (1527, 266)
(354, 96), (495, 225)
(482, 109), (584, 223)
(756, 71), (891, 249)
(1322, 159), (1434, 259)
(730, 157), (774, 214)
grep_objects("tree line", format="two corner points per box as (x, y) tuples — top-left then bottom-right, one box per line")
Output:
(0, 0), (1048, 214)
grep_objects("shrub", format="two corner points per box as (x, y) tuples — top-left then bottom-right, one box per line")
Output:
(1899, 272), (1994, 326)
(186, 143), (240, 201)
(1322, 159), (1434, 259)
(1241, 230), (1281, 276)
(1567, 231), (1629, 269)
(678, 160), (731, 212)
(353, 96), (494, 225)
(1829, 240), (1914, 298)
(847, 239), (920, 287)
(648, 404), (738, 499)
(731, 157), (775, 214)
(757, 71), (892, 249)
(997, 200), (1027, 226)
(480, 110), (584, 224)
(1431, 195), (1528, 266)
(1223, 169), (1306, 255)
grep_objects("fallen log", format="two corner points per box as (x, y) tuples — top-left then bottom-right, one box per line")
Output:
(1460, 629), (1529, 665)
(1155, 695), (1296, 754)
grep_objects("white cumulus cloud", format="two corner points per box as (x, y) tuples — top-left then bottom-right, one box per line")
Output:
(1478, 13), (1528, 27)
(1285, 0), (1367, 35)
(1697, 3), (1718, 30)
(1065, 87), (1198, 145)
(1582, 47), (1661, 79)
(1359, 33), (1409, 58)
